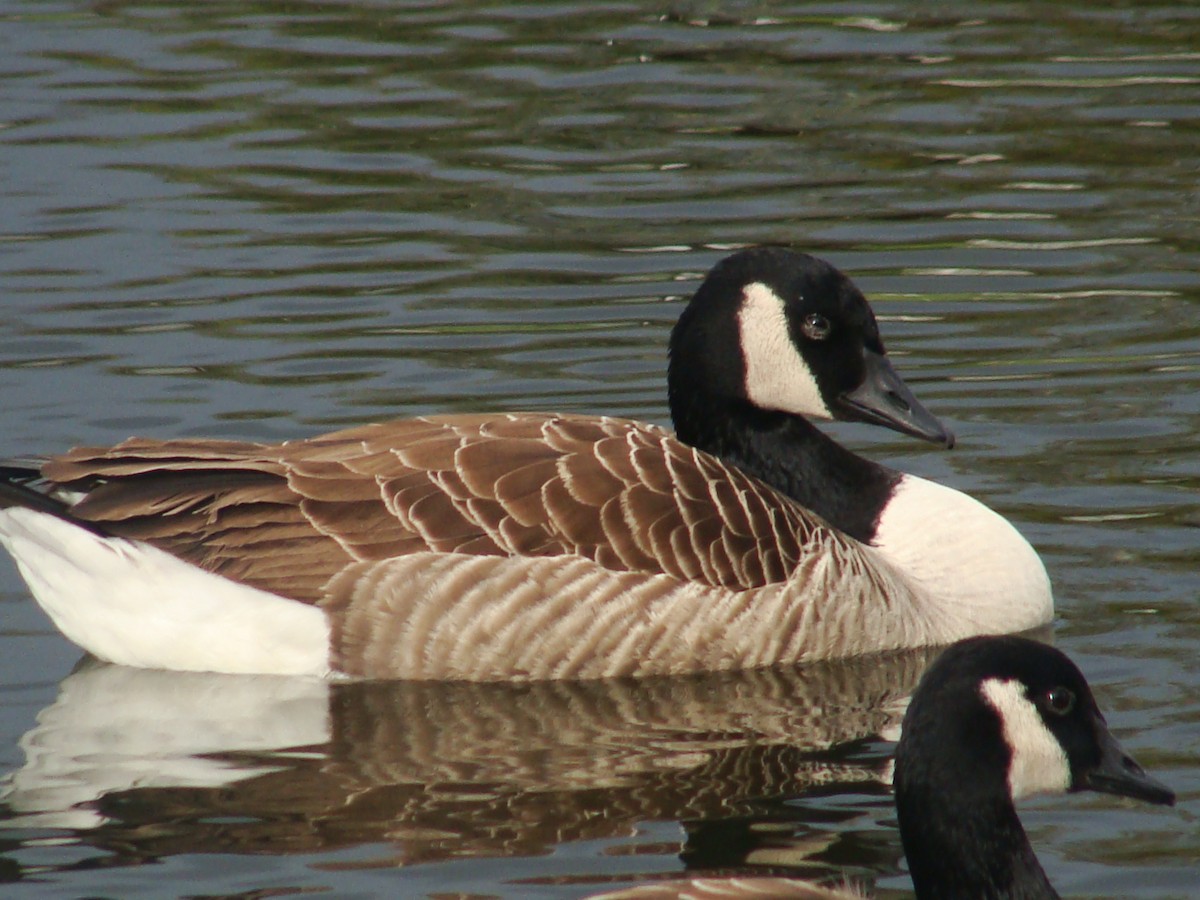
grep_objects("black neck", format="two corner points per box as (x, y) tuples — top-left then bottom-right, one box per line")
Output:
(894, 702), (1060, 900)
(898, 791), (1058, 900)
(669, 390), (900, 544)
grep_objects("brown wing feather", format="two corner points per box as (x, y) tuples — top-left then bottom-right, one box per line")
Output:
(38, 414), (820, 605)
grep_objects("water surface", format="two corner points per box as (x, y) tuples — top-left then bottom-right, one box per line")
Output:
(0, 2), (1196, 897)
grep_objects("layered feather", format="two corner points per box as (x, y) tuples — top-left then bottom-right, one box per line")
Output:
(18, 412), (940, 680)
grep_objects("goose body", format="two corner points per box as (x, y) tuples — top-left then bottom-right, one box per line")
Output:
(0, 248), (1052, 680)
(588, 636), (1176, 900)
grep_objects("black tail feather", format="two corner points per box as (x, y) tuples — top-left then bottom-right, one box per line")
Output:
(0, 461), (89, 524)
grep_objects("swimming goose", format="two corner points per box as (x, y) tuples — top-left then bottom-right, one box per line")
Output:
(586, 635), (1176, 900)
(0, 247), (1052, 679)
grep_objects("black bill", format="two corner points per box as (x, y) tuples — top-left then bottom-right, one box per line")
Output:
(1078, 725), (1176, 806)
(836, 349), (955, 448)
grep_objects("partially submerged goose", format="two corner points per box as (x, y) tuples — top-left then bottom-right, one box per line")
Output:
(0, 248), (1052, 680)
(588, 635), (1176, 900)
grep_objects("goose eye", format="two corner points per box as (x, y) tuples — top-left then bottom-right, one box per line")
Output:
(1042, 686), (1076, 716)
(801, 313), (831, 341)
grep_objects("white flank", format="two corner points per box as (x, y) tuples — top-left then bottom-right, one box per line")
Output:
(981, 677), (1071, 800)
(737, 281), (833, 419)
(0, 508), (331, 676)
(871, 474), (1053, 639)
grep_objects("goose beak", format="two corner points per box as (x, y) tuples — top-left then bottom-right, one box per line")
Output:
(1078, 725), (1176, 806)
(836, 350), (956, 448)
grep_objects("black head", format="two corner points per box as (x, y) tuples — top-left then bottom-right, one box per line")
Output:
(667, 247), (953, 447)
(900, 635), (1175, 805)
(894, 636), (1173, 900)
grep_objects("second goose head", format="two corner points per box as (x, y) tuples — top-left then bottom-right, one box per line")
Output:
(896, 635), (1175, 899)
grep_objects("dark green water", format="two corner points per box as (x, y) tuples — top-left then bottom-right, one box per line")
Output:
(0, 2), (1196, 897)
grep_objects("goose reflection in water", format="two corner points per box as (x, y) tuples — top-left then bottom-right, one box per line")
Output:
(0, 648), (944, 884)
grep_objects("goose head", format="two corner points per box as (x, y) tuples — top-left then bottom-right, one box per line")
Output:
(895, 635), (1174, 899)
(668, 247), (955, 449)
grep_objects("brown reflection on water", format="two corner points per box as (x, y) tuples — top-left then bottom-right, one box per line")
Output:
(3, 648), (937, 879)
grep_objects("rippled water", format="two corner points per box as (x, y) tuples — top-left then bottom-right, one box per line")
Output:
(0, 2), (1196, 897)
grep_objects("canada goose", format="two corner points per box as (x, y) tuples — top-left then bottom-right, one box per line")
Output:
(586, 635), (1176, 900)
(0, 248), (1052, 679)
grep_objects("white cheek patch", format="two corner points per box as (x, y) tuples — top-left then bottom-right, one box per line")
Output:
(981, 677), (1071, 801)
(737, 282), (833, 419)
